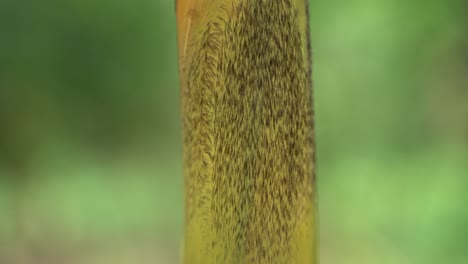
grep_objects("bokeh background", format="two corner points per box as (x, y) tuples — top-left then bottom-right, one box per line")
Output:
(0, 0), (466, 263)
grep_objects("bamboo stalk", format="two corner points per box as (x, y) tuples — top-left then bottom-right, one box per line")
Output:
(177, 1), (317, 263)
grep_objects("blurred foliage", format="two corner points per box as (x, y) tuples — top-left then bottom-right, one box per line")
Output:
(0, 0), (466, 263)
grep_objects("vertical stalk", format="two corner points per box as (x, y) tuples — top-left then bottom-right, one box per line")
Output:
(177, 1), (317, 263)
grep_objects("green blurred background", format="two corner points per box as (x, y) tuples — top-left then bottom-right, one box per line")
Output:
(0, 0), (466, 263)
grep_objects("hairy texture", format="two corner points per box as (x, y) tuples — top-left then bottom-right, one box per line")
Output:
(180, 1), (316, 263)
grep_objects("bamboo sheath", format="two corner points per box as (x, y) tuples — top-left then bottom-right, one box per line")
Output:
(177, 1), (317, 263)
